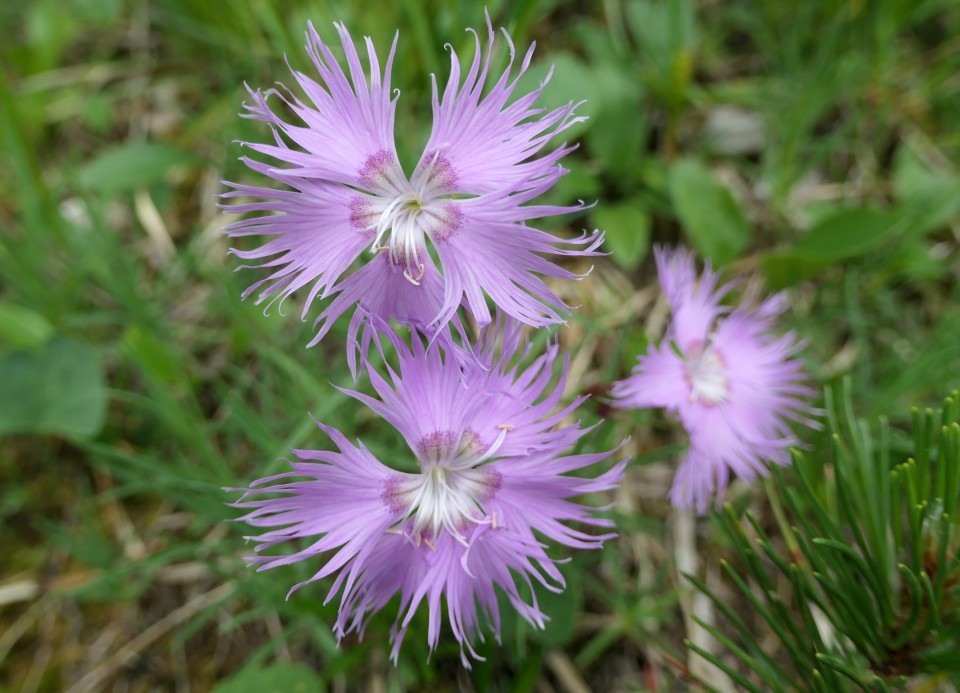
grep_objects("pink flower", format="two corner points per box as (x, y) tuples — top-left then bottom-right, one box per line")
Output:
(223, 15), (601, 349)
(232, 327), (625, 665)
(612, 247), (817, 513)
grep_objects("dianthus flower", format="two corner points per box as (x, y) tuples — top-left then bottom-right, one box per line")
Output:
(612, 247), (817, 513)
(232, 325), (626, 665)
(223, 15), (601, 349)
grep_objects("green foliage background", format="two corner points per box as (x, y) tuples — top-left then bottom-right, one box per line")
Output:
(1, 0), (959, 690)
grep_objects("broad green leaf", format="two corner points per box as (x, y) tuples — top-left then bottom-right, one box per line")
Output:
(0, 336), (106, 438)
(760, 251), (827, 290)
(0, 303), (53, 349)
(791, 207), (902, 261)
(668, 158), (750, 265)
(594, 199), (650, 269)
(893, 146), (960, 235)
(25, 0), (79, 72)
(586, 64), (645, 180)
(626, 0), (696, 106)
(531, 571), (581, 647)
(69, 0), (123, 24)
(512, 650), (544, 693)
(626, 0), (696, 71)
(211, 663), (324, 693)
(78, 141), (196, 193)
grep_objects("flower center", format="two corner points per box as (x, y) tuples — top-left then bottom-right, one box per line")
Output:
(684, 342), (730, 406)
(369, 191), (429, 283)
(383, 428), (506, 546)
(355, 150), (462, 285)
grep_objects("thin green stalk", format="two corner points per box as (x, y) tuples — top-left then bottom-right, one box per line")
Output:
(811, 538), (886, 624)
(919, 571), (940, 635)
(815, 653), (872, 691)
(943, 423), (960, 518)
(764, 474), (802, 557)
(684, 640), (765, 693)
(685, 571), (793, 679)
(720, 559), (814, 666)
(812, 572), (883, 656)
(891, 467), (905, 559)
(890, 564), (922, 650)
(692, 616), (787, 691)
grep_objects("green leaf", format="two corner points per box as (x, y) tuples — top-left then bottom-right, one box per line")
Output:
(78, 141), (196, 193)
(122, 325), (183, 385)
(625, 0), (696, 71)
(791, 207), (902, 261)
(210, 662), (324, 693)
(668, 158), (750, 265)
(585, 64), (646, 180)
(760, 250), (827, 290)
(893, 146), (960, 235)
(0, 303), (53, 349)
(25, 0), (79, 72)
(511, 53), (599, 140)
(0, 336), (106, 438)
(512, 649), (543, 693)
(625, 0), (696, 107)
(69, 0), (123, 24)
(531, 571), (581, 647)
(593, 198), (650, 269)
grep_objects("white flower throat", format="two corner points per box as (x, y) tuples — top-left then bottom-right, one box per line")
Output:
(684, 341), (730, 405)
(356, 150), (460, 286)
(384, 427), (507, 548)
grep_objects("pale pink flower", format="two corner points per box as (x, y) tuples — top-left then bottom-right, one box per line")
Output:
(233, 326), (625, 665)
(613, 247), (817, 512)
(223, 15), (601, 349)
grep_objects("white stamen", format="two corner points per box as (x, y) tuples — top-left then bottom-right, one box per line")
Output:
(355, 146), (463, 289)
(475, 426), (509, 464)
(361, 151), (457, 282)
(388, 427), (506, 547)
(402, 262), (426, 285)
